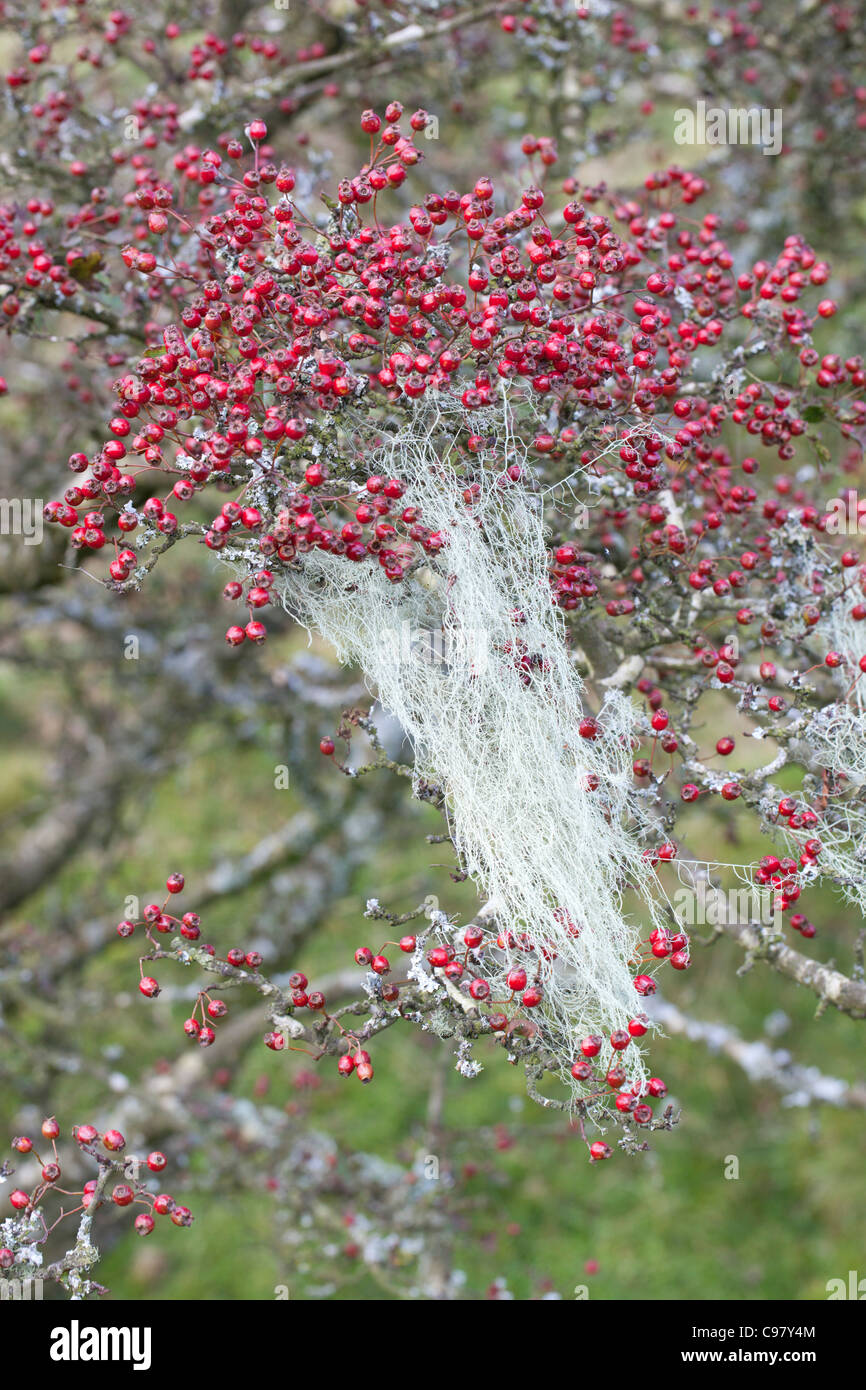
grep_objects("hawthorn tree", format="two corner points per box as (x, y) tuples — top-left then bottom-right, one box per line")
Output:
(1, 0), (865, 1301)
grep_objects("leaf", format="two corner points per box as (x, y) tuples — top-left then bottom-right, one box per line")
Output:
(801, 405), (825, 423)
(67, 251), (105, 285)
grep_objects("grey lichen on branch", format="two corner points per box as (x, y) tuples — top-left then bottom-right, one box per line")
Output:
(45, 1162), (112, 1300)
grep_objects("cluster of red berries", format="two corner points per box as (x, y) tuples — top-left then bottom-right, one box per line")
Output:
(570, 1026), (669, 1159)
(33, 98), (854, 632)
(4, 15), (332, 99)
(21, 102), (860, 923)
(629, 923), (691, 978)
(263, 969), (330, 1053)
(4, 1118), (190, 1251)
(757, 828), (821, 931)
(218, 470), (448, 646)
(119, 872), (264, 1045)
(122, 872), (387, 1061)
(549, 543), (602, 612)
(122, 887), (675, 1107)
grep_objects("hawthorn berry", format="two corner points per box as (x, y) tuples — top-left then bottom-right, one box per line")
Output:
(589, 1142), (612, 1161)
